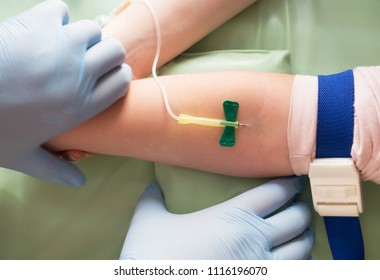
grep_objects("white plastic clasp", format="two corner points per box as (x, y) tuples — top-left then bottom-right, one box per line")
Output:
(308, 158), (362, 217)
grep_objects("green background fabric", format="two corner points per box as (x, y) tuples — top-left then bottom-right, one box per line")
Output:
(1, 0), (380, 260)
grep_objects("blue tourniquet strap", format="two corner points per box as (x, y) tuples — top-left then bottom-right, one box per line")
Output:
(317, 69), (364, 260)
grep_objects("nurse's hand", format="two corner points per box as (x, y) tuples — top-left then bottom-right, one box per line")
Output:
(120, 177), (314, 260)
(0, 0), (131, 186)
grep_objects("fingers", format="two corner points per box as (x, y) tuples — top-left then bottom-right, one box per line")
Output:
(31, 0), (69, 25)
(84, 38), (129, 113)
(39, 2), (101, 48)
(271, 228), (314, 260)
(264, 201), (312, 247)
(52, 150), (92, 162)
(17, 148), (85, 187)
(133, 183), (167, 217)
(64, 19), (101, 49)
(86, 64), (132, 115)
(120, 183), (168, 260)
(85, 38), (126, 79)
(224, 176), (306, 218)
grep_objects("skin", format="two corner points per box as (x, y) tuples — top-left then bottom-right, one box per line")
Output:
(56, 0), (258, 161)
(46, 0), (295, 178)
(103, 0), (258, 79)
(47, 71), (294, 178)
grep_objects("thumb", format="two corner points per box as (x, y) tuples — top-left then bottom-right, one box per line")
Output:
(120, 183), (169, 260)
(17, 148), (85, 187)
(223, 176), (306, 218)
(133, 182), (168, 218)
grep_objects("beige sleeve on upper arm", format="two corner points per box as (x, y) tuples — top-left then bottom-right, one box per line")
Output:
(287, 75), (318, 175)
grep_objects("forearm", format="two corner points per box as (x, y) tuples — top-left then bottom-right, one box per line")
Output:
(102, 0), (257, 78)
(47, 71), (294, 178)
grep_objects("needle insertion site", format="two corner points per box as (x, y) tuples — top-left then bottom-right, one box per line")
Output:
(100, 0), (246, 146)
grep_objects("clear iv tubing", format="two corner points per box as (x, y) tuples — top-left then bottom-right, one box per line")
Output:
(141, 0), (243, 127)
(141, 0), (180, 121)
(104, 0), (243, 128)
(96, 0), (179, 121)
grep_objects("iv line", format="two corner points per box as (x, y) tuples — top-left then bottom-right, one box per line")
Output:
(141, 0), (244, 128)
(140, 0), (180, 121)
(102, 0), (244, 128)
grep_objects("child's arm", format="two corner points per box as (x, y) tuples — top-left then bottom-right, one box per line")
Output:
(102, 0), (258, 79)
(46, 71), (295, 178)
(46, 0), (264, 166)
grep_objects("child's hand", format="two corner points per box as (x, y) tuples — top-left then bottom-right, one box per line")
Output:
(51, 150), (92, 162)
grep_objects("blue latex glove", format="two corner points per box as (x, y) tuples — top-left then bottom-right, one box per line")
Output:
(120, 177), (314, 260)
(0, 0), (131, 186)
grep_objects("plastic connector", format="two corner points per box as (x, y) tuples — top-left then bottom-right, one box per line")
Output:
(308, 158), (362, 217)
(178, 114), (240, 128)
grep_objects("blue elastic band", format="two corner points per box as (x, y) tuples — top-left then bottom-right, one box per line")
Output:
(317, 70), (354, 158)
(317, 69), (364, 260)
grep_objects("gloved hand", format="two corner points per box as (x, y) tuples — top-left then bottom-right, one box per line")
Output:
(120, 177), (314, 260)
(0, 0), (132, 186)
